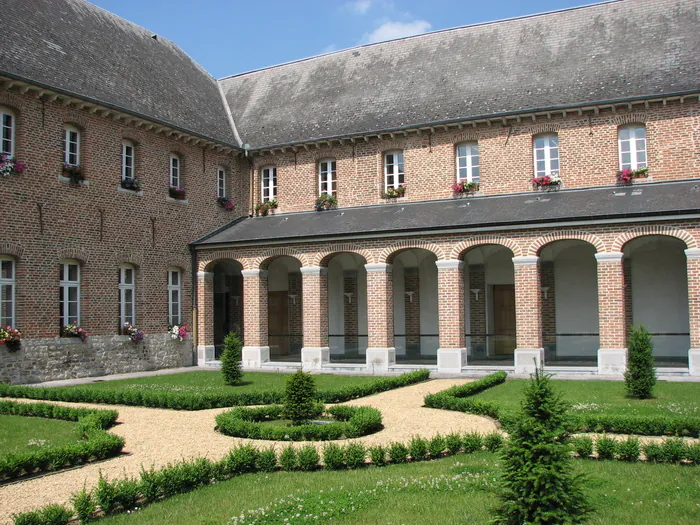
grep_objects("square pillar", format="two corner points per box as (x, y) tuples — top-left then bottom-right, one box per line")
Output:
(436, 260), (466, 373)
(686, 249), (700, 375)
(300, 266), (330, 369)
(196, 271), (215, 366)
(595, 252), (627, 376)
(241, 269), (270, 368)
(365, 263), (395, 371)
(513, 256), (543, 374)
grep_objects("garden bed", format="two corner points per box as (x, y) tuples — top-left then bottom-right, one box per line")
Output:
(215, 405), (383, 441)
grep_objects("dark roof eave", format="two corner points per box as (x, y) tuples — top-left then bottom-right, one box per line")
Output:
(246, 89), (700, 152)
(191, 207), (700, 249)
(1, 70), (243, 150)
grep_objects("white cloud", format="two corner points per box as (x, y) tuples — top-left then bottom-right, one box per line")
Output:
(346, 0), (372, 15)
(361, 19), (432, 44)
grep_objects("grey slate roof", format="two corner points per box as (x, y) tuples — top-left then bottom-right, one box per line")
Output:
(219, 0), (700, 149)
(193, 180), (700, 246)
(0, 0), (237, 146)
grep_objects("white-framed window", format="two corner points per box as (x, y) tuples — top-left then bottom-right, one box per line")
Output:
(1, 107), (15, 156)
(217, 167), (227, 198)
(0, 256), (16, 327)
(533, 133), (559, 177)
(261, 166), (277, 202)
(64, 125), (80, 166)
(168, 269), (182, 326)
(170, 154), (181, 187)
(618, 124), (647, 170)
(122, 140), (135, 181)
(318, 159), (337, 196)
(119, 265), (135, 327)
(456, 143), (479, 183)
(384, 150), (404, 191)
(59, 260), (80, 327)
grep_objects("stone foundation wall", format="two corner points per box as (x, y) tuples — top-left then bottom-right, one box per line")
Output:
(0, 334), (193, 384)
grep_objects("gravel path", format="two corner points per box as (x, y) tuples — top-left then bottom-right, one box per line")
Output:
(0, 378), (497, 523)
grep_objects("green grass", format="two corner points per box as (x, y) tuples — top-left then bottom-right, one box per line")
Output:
(0, 414), (78, 455)
(98, 452), (700, 525)
(473, 379), (700, 420)
(69, 371), (381, 395)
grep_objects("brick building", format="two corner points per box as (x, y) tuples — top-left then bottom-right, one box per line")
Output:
(1, 0), (699, 382)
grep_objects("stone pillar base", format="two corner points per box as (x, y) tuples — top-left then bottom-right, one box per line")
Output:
(366, 347), (396, 372)
(514, 348), (544, 374)
(437, 348), (467, 373)
(598, 348), (627, 376)
(302, 347), (330, 370)
(242, 346), (270, 368)
(689, 349), (700, 376)
(197, 345), (215, 366)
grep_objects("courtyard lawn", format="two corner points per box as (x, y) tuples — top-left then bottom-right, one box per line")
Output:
(98, 452), (700, 525)
(0, 414), (78, 455)
(473, 379), (700, 421)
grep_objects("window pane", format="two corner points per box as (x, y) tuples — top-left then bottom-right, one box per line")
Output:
(68, 264), (78, 282)
(1, 260), (12, 279)
(472, 167), (480, 182)
(386, 153), (394, 165)
(635, 139), (646, 152)
(68, 287), (78, 302)
(534, 138), (545, 149)
(551, 159), (559, 171)
(331, 161), (336, 171)
(536, 160), (546, 171)
(124, 268), (133, 284)
(458, 158), (467, 168)
(620, 141), (630, 153)
(1, 284), (11, 301)
(68, 300), (78, 320)
(171, 271), (179, 286)
(535, 149), (545, 160)
(635, 127), (646, 139)
(549, 136), (558, 146)
(636, 151), (647, 164)
(621, 152), (631, 164)
(619, 128), (630, 140)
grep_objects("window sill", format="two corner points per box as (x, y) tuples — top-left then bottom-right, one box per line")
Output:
(59, 175), (89, 186)
(117, 186), (143, 197)
(452, 190), (483, 198)
(167, 196), (189, 205)
(382, 196), (407, 202)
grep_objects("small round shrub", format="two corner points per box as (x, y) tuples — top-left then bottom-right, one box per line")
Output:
(284, 371), (320, 425)
(388, 442), (409, 464)
(345, 443), (367, 469)
(685, 443), (700, 464)
(221, 332), (243, 386)
(256, 448), (278, 472)
(223, 445), (258, 474)
(444, 433), (463, 455)
(462, 432), (483, 453)
(323, 443), (345, 470)
(617, 437), (641, 462)
(642, 442), (664, 462)
(279, 446), (298, 471)
(595, 436), (618, 460)
(483, 432), (504, 452)
(428, 435), (445, 458)
(571, 436), (594, 458)
(408, 436), (428, 461)
(369, 445), (387, 466)
(71, 487), (96, 523)
(298, 445), (320, 471)
(661, 438), (687, 463)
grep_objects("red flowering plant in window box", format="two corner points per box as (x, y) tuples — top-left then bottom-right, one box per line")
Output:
(216, 196), (233, 210)
(120, 177), (141, 192)
(63, 163), (84, 184)
(451, 180), (479, 196)
(381, 185), (406, 199)
(531, 174), (562, 190)
(169, 186), (186, 200)
(122, 322), (145, 344)
(0, 326), (22, 352)
(314, 193), (338, 211)
(255, 199), (278, 216)
(616, 167), (649, 185)
(62, 322), (88, 342)
(0, 154), (26, 178)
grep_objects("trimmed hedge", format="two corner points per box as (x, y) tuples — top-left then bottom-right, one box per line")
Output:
(0, 401), (124, 482)
(424, 371), (700, 437)
(0, 369), (430, 411)
(215, 404), (383, 441)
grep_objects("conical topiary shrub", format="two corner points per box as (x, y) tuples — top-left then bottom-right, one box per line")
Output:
(283, 370), (321, 425)
(221, 332), (243, 386)
(624, 325), (657, 399)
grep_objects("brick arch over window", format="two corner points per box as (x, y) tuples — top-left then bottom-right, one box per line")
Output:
(113, 251), (143, 268)
(199, 253), (246, 272)
(613, 226), (698, 252)
(528, 231), (605, 256)
(255, 248), (310, 270)
(57, 247), (90, 265)
(450, 236), (523, 259)
(0, 243), (25, 260)
(313, 244), (374, 267)
(379, 241), (445, 264)
(0, 92), (27, 113)
(165, 256), (190, 271)
(62, 110), (88, 130)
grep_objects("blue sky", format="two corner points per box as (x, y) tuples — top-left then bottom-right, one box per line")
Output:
(89, 0), (600, 78)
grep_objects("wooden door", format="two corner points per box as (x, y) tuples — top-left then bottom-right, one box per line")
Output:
(492, 285), (516, 355)
(268, 291), (289, 357)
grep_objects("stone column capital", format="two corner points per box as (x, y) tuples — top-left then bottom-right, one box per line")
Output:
(300, 266), (328, 275)
(685, 248), (700, 259)
(241, 269), (268, 278)
(512, 255), (539, 267)
(595, 252), (624, 263)
(365, 263), (393, 273)
(435, 259), (464, 270)
(196, 271), (213, 281)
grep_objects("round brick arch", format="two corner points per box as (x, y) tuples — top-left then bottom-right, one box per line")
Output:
(450, 236), (523, 259)
(378, 240), (446, 264)
(612, 226), (698, 252)
(527, 231), (606, 256)
(0, 242), (25, 260)
(255, 248), (310, 270)
(312, 244), (374, 267)
(199, 252), (246, 272)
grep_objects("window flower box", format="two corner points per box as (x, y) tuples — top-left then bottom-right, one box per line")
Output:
(532, 174), (561, 191)
(451, 181), (479, 196)
(61, 322), (88, 342)
(381, 185), (406, 199)
(122, 322), (145, 344)
(120, 178), (141, 192)
(255, 198), (278, 217)
(0, 326), (22, 352)
(1, 155), (26, 178)
(616, 167), (649, 185)
(216, 196), (233, 210)
(63, 163), (84, 184)
(314, 192), (337, 211)
(168, 186), (186, 200)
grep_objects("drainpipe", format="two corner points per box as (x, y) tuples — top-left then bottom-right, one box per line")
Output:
(244, 144), (254, 217)
(189, 244), (198, 365)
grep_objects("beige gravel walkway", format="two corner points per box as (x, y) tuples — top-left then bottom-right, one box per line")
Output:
(0, 378), (496, 523)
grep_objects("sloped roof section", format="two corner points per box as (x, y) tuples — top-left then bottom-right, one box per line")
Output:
(193, 180), (700, 246)
(220, 0), (700, 148)
(0, 0), (237, 145)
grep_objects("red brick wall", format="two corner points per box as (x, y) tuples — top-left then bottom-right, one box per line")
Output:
(541, 262), (556, 347)
(437, 265), (466, 349)
(343, 273), (359, 345)
(468, 265), (486, 344)
(404, 270), (420, 345)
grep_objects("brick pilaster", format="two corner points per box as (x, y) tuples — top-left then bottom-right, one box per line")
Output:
(300, 266), (329, 348)
(242, 269), (268, 347)
(365, 263), (393, 349)
(541, 261), (556, 348)
(344, 271), (359, 345)
(686, 249), (700, 349)
(404, 268), (420, 346)
(513, 256), (543, 349)
(595, 252), (627, 348)
(196, 271), (213, 347)
(436, 260), (465, 349)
